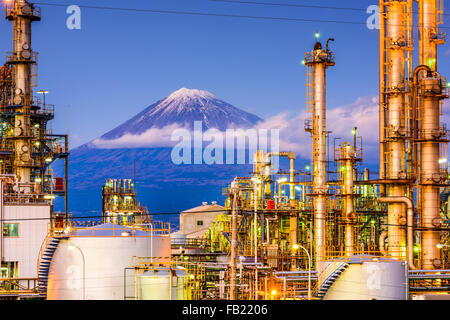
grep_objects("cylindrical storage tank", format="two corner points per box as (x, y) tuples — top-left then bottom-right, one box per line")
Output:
(323, 258), (408, 300)
(46, 223), (171, 300)
(138, 269), (186, 300)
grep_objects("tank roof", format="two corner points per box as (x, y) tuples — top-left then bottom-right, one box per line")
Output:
(73, 222), (150, 237)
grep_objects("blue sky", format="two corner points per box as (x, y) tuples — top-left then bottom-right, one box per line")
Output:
(0, 0), (449, 149)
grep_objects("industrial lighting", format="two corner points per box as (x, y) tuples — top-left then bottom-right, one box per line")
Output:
(121, 231), (131, 237)
(437, 244), (449, 249)
(295, 186), (301, 191)
(305, 165), (310, 170)
(352, 129), (357, 135)
(292, 244), (299, 250)
(35, 178), (41, 183)
(277, 177), (287, 183)
(438, 158), (448, 164)
(315, 32), (320, 39)
(301, 60), (306, 65)
(45, 158), (52, 162)
(271, 289), (277, 296)
(413, 246), (420, 253)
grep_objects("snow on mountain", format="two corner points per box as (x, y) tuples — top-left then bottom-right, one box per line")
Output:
(100, 88), (263, 141)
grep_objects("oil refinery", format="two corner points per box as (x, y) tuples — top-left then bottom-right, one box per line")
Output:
(1, 0), (450, 301)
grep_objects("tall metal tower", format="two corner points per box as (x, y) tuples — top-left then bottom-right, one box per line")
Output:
(304, 39), (335, 268)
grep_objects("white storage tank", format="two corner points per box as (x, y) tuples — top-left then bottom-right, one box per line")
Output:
(322, 256), (408, 300)
(46, 223), (171, 300)
(138, 269), (186, 300)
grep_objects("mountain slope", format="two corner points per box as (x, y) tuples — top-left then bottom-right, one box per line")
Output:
(100, 88), (262, 140)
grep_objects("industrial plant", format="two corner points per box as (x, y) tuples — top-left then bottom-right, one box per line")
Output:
(1, 0), (450, 301)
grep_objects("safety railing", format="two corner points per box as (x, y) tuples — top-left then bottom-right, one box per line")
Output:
(36, 223), (52, 277)
(316, 260), (348, 291)
(0, 278), (39, 295)
(323, 249), (407, 262)
(52, 220), (170, 238)
(6, 4), (41, 19)
(130, 259), (206, 300)
(5, 51), (37, 64)
(171, 237), (208, 248)
(3, 192), (50, 205)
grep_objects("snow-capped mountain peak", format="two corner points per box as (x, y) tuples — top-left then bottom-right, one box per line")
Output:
(100, 88), (262, 140)
(165, 88), (216, 102)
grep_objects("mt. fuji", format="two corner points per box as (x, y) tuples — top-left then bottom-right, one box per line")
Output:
(99, 88), (262, 140)
(55, 88), (264, 222)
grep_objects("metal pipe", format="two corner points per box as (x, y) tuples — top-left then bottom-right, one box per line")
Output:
(418, 0), (445, 270)
(379, 0), (386, 193)
(420, 75), (442, 269)
(385, 0), (408, 260)
(342, 144), (355, 257)
(379, 231), (388, 255)
(304, 41), (334, 268)
(378, 196), (417, 269)
(293, 244), (311, 300)
(253, 180), (258, 265)
(9, 0), (39, 185)
(0, 179), (3, 268)
(230, 181), (238, 300)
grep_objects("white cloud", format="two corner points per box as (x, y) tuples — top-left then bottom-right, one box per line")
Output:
(92, 95), (450, 166)
(90, 123), (184, 149)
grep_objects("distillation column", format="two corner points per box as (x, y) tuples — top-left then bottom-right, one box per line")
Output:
(418, 0), (447, 269)
(382, 1), (410, 260)
(304, 41), (335, 267)
(6, 0), (40, 184)
(341, 143), (355, 257)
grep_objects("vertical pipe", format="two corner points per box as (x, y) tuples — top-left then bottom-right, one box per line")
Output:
(230, 183), (238, 300)
(0, 179), (3, 268)
(379, 197), (417, 269)
(385, 0), (408, 260)
(379, 0), (386, 193)
(420, 77), (442, 269)
(289, 158), (295, 199)
(253, 181), (258, 264)
(10, 0), (37, 185)
(305, 41), (334, 268)
(343, 144), (354, 257)
(418, 0), (444, 270)
(64, 135), (68, 222)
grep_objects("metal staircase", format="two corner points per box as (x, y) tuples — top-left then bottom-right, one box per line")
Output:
(37, 237), (64, 295)
(313, 261), (349, 300)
